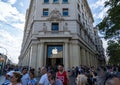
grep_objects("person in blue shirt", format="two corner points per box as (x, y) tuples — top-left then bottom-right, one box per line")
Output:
(28, 70), (38, 85)
(2, 71), (14, 85)
(21, 67), (30, 85)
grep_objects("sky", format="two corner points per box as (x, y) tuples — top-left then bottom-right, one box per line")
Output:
(0, 0), (108, 64)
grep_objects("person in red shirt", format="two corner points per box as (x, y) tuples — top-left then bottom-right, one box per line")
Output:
(56, 64), (69, 85)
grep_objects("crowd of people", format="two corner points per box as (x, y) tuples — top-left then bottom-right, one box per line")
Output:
(1, 64), (120, 85)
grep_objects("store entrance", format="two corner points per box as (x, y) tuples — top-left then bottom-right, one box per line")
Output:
(47, 58), (63, 67)
(46, 45), (63, 67)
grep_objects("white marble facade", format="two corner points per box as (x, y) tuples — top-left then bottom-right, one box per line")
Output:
(19, 0), (105, 72)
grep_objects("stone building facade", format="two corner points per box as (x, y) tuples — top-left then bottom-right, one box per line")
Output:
(19, 0), (105, 71)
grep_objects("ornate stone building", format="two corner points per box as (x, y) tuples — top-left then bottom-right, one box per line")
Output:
(19, 0), (105, 71)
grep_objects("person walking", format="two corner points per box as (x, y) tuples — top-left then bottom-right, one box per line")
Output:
(2, 71), (14, 85)
(39, 67), (50, 85)
(10, 72), (22, 85)
(56, 64), (69, 85)
(21, 67), (30, 85)
(28, 70), (38, 85)
(48, 74), (63, 85)
(75, 74), (87, 85)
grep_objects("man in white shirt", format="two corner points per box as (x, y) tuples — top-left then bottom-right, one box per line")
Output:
(39, 67), (50, 85)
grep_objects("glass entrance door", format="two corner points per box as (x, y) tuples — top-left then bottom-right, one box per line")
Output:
(46, 45), (63, 67)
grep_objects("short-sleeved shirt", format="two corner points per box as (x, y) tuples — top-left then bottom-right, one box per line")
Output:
(28, 78), (37, 85)
(56, 71), (68, 85)
(39, 73), (50, 85)
(21, 73), (30, 85)
(2, 80), (10, 85)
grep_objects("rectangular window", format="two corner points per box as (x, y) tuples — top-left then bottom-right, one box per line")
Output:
(44, 0), (49, 3)
(63, 8), (68, 16)
(53, 0), (59, 3)
(43, 9), (49, 16)
(52, 23), (59, 31)
(63, 0), (68, 3)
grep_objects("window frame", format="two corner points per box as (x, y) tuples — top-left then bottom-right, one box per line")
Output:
(43, 8), (49, 16)
(62, 8), (69, 16)
(53, 0), (59, 3)
(62, 0), (68, 3)
(51, 23), (59, 32)
(44, 0), (49, 3)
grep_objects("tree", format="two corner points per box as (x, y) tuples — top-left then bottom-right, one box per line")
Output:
(98, 0), (120, 39)
(97, 0), (120, 64)
(107, 40), (120, 65)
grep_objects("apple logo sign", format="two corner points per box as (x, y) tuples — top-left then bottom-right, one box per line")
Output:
(52, 48), (58, 54)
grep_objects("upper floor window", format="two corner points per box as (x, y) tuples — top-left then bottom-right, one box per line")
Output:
(63, 0), (68, 3)
(53, 0), (59, 3)
(63, 8), (68, 16)
(52, 23), (59, 31)
(43, 9), (49, 16)
(44, 0), (49, 3)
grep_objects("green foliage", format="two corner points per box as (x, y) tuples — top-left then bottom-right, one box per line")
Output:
(97, 0), (120, 39)
(107, 40), (120, 65)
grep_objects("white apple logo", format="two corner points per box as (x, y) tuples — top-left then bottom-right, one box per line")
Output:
(52, 48), (58, 54)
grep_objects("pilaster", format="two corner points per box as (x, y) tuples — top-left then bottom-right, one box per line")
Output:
(64, 42), (69, 70)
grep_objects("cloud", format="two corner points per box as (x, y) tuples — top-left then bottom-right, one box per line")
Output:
(7, 0), (17, 4)
(90, 0), (107, 9)
(0, 29), (23, 63)
(93, 7), (109, 20)
(88, 0), (109, 25)
(12, 23), (24, 31)
(0, 1), (25, 63)
(0, 1), (25, 31)
(20, 2), (24, 7)
(97, 7), (109, 19)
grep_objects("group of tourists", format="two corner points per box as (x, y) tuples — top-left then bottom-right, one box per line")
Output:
(2, 64), (69, 85)
(1, 64), (120, 85)
(72, 65), (120, 85)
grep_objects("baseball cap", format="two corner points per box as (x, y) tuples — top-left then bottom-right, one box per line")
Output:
(6, 71), (15, 77)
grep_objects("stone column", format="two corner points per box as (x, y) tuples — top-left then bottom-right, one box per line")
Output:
(85, 50), (88, 66)
(69, 43), (73, 67)
(80, 48), (82, 65)
(37, 43), (44, 68)
(36, 43), (44, 76)
(72, 44), (80, 66)
(29, 44), (37, 69)
(82, 48), (86, 65)
(91, 55), (94, 66)
(89, 53), (91, 66)
(87, 51), (89, 66)
(64, 42), (69, 70)
(93, 56), (96, 67)
(81, 48), (84, 65)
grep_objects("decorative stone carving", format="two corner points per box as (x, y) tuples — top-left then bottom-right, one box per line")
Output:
(43, 23), (47, 31)
(47, 8), (64, 21)
(63, 23), (68, 31)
